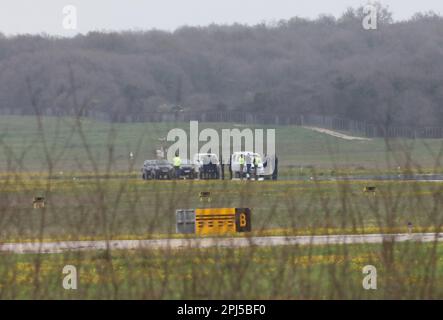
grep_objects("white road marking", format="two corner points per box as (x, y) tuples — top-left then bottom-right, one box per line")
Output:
(303, 126), (372, 141)
(0, 233), (442, 254)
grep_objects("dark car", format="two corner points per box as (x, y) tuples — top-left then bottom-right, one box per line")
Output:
(141, 160), (174, 180)
(154, 160), (174, 179)
(141, 160), (157, 180)
(178, 160), (197, 179)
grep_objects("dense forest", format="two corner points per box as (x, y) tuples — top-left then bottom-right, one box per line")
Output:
(1, 5), (443, 126)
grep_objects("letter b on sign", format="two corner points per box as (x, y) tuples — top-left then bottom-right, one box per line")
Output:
(235, 208), (251, 232)
(362, 265), (377, 290)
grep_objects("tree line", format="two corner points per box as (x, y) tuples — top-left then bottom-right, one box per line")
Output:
(0, 5), (442, 126)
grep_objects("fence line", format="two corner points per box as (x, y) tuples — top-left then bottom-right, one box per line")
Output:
(2, 108), (443, 139)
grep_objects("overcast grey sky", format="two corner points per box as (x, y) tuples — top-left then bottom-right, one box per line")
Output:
(1, 0), (442, 36)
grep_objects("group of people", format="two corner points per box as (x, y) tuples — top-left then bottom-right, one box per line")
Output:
(171, 152), (266, 180)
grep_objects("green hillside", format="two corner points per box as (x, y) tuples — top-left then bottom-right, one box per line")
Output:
(1, 116), (443, 173)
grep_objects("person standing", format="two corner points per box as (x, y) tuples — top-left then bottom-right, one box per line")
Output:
(173, 153), (182, 179)
(253, 155), (262, 180)
(245, 153), (252, 180)
(272, 155), (279, 180)
(229, 156), (233, 180)
(204, 154), (211, 179)
(253, 156), (257, 180)
(239, 154), (245, 180)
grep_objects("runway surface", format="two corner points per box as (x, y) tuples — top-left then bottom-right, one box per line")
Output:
(1, 233), (442, 254)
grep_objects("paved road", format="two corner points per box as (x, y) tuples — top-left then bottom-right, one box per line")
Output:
(1, 233), (443, 254)
(303, 126), (372, 141)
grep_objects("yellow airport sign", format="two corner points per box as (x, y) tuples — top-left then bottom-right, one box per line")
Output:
(176, 208), (251, 235)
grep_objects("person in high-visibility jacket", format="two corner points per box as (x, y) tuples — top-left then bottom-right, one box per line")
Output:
(253, 155), (262, 180)
(173, 154), (182, 179)
(239, 154), (245, 180)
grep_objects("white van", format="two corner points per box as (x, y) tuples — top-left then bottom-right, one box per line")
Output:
(230, 152), (265, 179)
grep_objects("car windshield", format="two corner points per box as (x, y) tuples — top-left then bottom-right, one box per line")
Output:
(144, 160), (156, 165)
(156, 160), (170, 165)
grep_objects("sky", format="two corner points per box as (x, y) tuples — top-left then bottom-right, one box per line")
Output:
(1, 0), (442, 36)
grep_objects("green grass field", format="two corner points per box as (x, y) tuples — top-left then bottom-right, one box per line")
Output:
(2, 115), (443, 299)
(1, 243), (443, 299)
(1, 177), (443, 242)
(1, 116), (443, 173)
